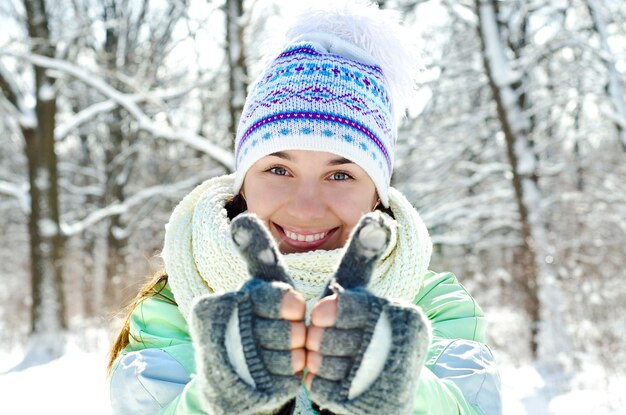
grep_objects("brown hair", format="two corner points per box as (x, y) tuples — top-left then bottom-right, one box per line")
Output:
(106, 271), (171, 376)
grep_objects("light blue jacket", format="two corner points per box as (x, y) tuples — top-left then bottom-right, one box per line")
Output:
(109, 271), (502, 414)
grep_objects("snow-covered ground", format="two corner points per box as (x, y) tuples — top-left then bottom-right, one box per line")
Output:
(499, 364), (625, 415)
(0, 346), (110, 414)
(0, 345), (624, 414)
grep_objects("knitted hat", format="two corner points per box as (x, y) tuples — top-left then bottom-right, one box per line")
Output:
(233, 1), (417, 207)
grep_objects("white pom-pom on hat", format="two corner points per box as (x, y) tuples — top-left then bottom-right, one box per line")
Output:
(282, 0), (419, 120)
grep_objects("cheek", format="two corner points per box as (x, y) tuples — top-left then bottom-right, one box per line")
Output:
(326, 189), (377, 239)
(243, 179), (290, 217)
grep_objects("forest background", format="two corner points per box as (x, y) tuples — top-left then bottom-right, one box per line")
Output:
(0, 0), (624, 412)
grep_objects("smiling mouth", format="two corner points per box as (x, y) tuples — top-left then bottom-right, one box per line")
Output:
(272, 223), (338, 249)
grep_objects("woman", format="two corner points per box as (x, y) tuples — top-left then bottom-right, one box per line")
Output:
(107, 2), (502, 414)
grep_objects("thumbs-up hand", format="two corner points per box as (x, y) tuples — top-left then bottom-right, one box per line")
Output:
(189, 214), (306, 415)
(305, 212), (431, 415)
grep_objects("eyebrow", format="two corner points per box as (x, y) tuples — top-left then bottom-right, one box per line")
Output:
(327, 157), (354, 166)
(268, 151), (354, 166)
(269, 151), (292, 160)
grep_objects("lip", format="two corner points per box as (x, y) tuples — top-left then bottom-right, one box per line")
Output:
(272, 222), (338, 251)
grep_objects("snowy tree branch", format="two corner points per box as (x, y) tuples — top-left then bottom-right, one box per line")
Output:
(54, 78), (218, 141)
(518, 33), (615, 78)
(59, 173), (217, 237)
(58, 179), (102, 198)
(586, 0), (626, 149)
(0, 50), (235, 170)
(58, 162), (104, 182)
(0, 58), (37, 128)
(0, 59), (20, 108)
(442, 0), (477, 26)
(0, 180), (30, 213)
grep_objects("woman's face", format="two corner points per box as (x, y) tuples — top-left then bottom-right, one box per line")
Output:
(242, 150), (378, 254)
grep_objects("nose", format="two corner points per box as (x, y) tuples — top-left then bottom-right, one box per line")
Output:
(285, 181), (327, 222)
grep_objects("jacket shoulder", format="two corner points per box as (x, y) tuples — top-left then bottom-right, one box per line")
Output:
(126, 283), (191, 352)
(414, 271), (486, 343)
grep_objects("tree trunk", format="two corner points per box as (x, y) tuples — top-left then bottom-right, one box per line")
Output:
(23, 0), (66, 359)
(475, 0), (570, 368)
(103, 111), (131, 311)
(102, 1), (131, 311)
(78, 133), (98, 317)
(225, 0), (248, 149)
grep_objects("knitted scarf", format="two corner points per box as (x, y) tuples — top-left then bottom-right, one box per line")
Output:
(162, 174), (432, 320)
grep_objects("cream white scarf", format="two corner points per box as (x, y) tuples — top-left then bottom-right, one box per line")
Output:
(162, 174), (432, 320)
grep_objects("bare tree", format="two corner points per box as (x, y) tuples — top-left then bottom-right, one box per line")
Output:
(0, 0), (66, 361)
(475, 0), (570, 367)
(0, 0), (233, 346)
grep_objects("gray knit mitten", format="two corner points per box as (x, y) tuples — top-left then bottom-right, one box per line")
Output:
(189, 214), (301, 415)
(309, 212), (431, 415)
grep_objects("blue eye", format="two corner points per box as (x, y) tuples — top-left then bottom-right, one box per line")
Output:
(330, 172), (352, 181)
(269, 166), (288, 176)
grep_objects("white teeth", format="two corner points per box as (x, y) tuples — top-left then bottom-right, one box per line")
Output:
(284, 229), (328, 242)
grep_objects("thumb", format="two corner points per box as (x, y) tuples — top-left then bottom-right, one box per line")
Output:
(231, 213), (294, 286)
(324, 212), (391, 296)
